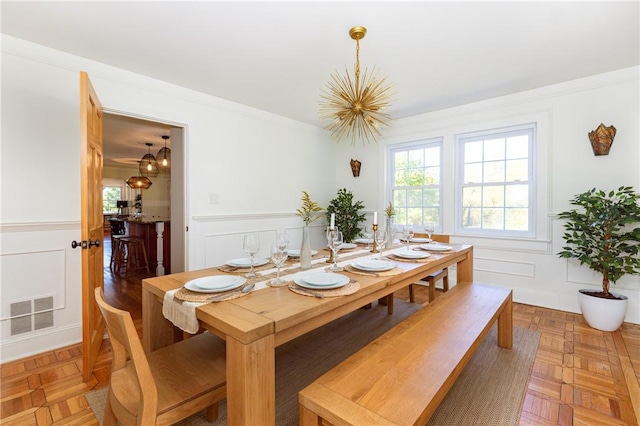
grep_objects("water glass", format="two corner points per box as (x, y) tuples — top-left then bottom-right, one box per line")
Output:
(375, 229), (387, 260)
(424, 222), (435, 242)
(403, 226), (414, 251)
(363, 225), (373, 249)
(243, 233), (260, 277)
(327, 229), (344, 271)
(275, 232), (289, 252)
(270, 243), (288, 284)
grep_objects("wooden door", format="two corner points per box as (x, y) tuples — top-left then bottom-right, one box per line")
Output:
(80, 72), (105, 382)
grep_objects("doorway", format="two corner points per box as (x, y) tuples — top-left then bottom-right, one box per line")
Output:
(102, 112), (186, 314)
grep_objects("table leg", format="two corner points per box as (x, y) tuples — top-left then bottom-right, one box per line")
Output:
(142, 287), (175, 352)
(456, 247), (474, 283)
(226, 334), (276, 425)
(497, 293), (513, 349)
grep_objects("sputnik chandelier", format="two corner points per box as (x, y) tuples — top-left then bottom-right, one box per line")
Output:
(319, 26), (393, 146)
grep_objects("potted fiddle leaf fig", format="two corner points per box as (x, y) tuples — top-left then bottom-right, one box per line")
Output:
(326, 188), (366, 243)
(557, 186), (640, 331)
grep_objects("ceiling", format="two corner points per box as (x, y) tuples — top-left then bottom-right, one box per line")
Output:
(2, 1), (638, 165)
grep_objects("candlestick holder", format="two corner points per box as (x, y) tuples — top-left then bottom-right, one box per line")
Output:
(371, 223), (379, 253)
(326, 228), (335, 263)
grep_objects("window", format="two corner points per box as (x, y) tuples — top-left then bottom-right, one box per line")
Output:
(103, 186), (122, 214)
(388, 139), (443, 228)
(456, 123), (535, 237)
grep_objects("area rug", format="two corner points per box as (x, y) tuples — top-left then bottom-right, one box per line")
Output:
(86, 300), (539, 425)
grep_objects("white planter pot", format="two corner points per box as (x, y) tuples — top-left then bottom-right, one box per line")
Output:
(578, 289), (628, 332)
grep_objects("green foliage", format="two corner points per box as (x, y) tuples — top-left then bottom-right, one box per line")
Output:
(326, 188), (366, 243)
(296, 191), (323, 226)
(557, 186), (640, 295)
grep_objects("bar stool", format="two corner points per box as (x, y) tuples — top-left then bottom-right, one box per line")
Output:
(115, 236), (151, 277)
(110, 234), (127, 273)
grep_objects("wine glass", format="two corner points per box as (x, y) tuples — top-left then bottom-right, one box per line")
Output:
(363, 224), (373, 250)
(424, 222), (435, 243)
(243, 233), (260, 277)
(275, 232), (289, 252)
(403, 226), (414, 251)
(375, 229), (387, 260)
(269, 243), (288, 285)
(327, 229), (344, 271)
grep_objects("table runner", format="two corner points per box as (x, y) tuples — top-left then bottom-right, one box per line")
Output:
(162, 244), (417, 332)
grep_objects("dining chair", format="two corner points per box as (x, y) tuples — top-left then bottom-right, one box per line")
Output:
(94, 288), (227, 426)
(410, 233), (450, 303)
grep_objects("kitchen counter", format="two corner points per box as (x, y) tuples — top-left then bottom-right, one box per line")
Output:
(126, 220), (171, 275)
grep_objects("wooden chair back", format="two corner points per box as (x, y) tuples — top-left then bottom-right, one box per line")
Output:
(94, 287), (159, 424)
(414, 232), (450, 243)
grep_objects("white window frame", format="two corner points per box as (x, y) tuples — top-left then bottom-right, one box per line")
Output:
(455, 123), (536, 238)
(387, 137), (444, 230)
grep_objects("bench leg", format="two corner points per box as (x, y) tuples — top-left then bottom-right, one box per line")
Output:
(497, 293), (513, 349)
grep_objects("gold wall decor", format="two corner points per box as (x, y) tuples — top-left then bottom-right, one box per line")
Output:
(320, 26), (393, 146)
(350, 159), (362, 177)
(588, 123), (616, 156)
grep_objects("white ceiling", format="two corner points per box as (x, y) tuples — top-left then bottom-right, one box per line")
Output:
(2, 1), (639, 165)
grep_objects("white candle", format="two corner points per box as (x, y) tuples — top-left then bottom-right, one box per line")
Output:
(373, 212), (378, 225)
(330, 213), (335, 229)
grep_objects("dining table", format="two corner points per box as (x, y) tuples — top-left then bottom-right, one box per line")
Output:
(142, 241), (473, 425)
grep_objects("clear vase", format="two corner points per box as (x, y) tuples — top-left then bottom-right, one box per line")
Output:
(385, 218), (394, 248)
(300, 226), (312, 269)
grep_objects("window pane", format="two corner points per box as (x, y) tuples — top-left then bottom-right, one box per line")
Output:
(483, 208), (504, 229)
(465, 141), (483, 162)
(462, 186), (482, 208)
(407, 168), (424, 186)
(408, 149), (424, 167)
(464, 163), (483, 183)
(484, 138), (505, 161)
(506, 185), (529, 207)
(505, 208), (529, 230)
(406, 188), (422, 206)
(506, 135), (528, 159)
(425, 146), (440, 167)
(462, 207), (482, 228)
(506, 159), (528, 182)
(425, 166), (440, 185)
(483, 186), (504, 208)
(483, 161), (505, 183)
(407, 208), (423, 225)
(422, 188), (439, 207)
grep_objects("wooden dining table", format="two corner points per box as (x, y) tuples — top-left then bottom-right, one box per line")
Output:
(142, 243), (473, 425)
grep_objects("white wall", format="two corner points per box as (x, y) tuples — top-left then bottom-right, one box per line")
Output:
(336, 67), (640, 324)
(0, 35), (336, 362)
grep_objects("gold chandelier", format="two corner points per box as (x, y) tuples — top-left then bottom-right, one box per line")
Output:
(319, 26), (393, 146)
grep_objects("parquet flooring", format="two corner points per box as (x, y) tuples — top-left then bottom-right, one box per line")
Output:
(1, 243), (638, 425)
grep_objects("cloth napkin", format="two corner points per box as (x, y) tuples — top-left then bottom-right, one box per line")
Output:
(162, 288), (204, 334)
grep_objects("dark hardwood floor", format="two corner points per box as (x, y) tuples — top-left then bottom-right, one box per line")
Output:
(1, 239), (638, 425)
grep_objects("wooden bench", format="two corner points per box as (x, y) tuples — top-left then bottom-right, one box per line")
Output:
(298, 281), (513, 426)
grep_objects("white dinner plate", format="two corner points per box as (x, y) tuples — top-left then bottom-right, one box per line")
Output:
(353, 238), (373, 244)
(340, 243), (357, 250)
(419, 244), (453, 252)
(226, 257), (269, 268)
(393, 250), (431, 259)
(287, 249), (318, 258)
(302, 272), (343, 286)
(184, 275), (246, 293)
(351, 259), (396, 272)
(400, 237), (430, 243)
(294, 274), (350, 290)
